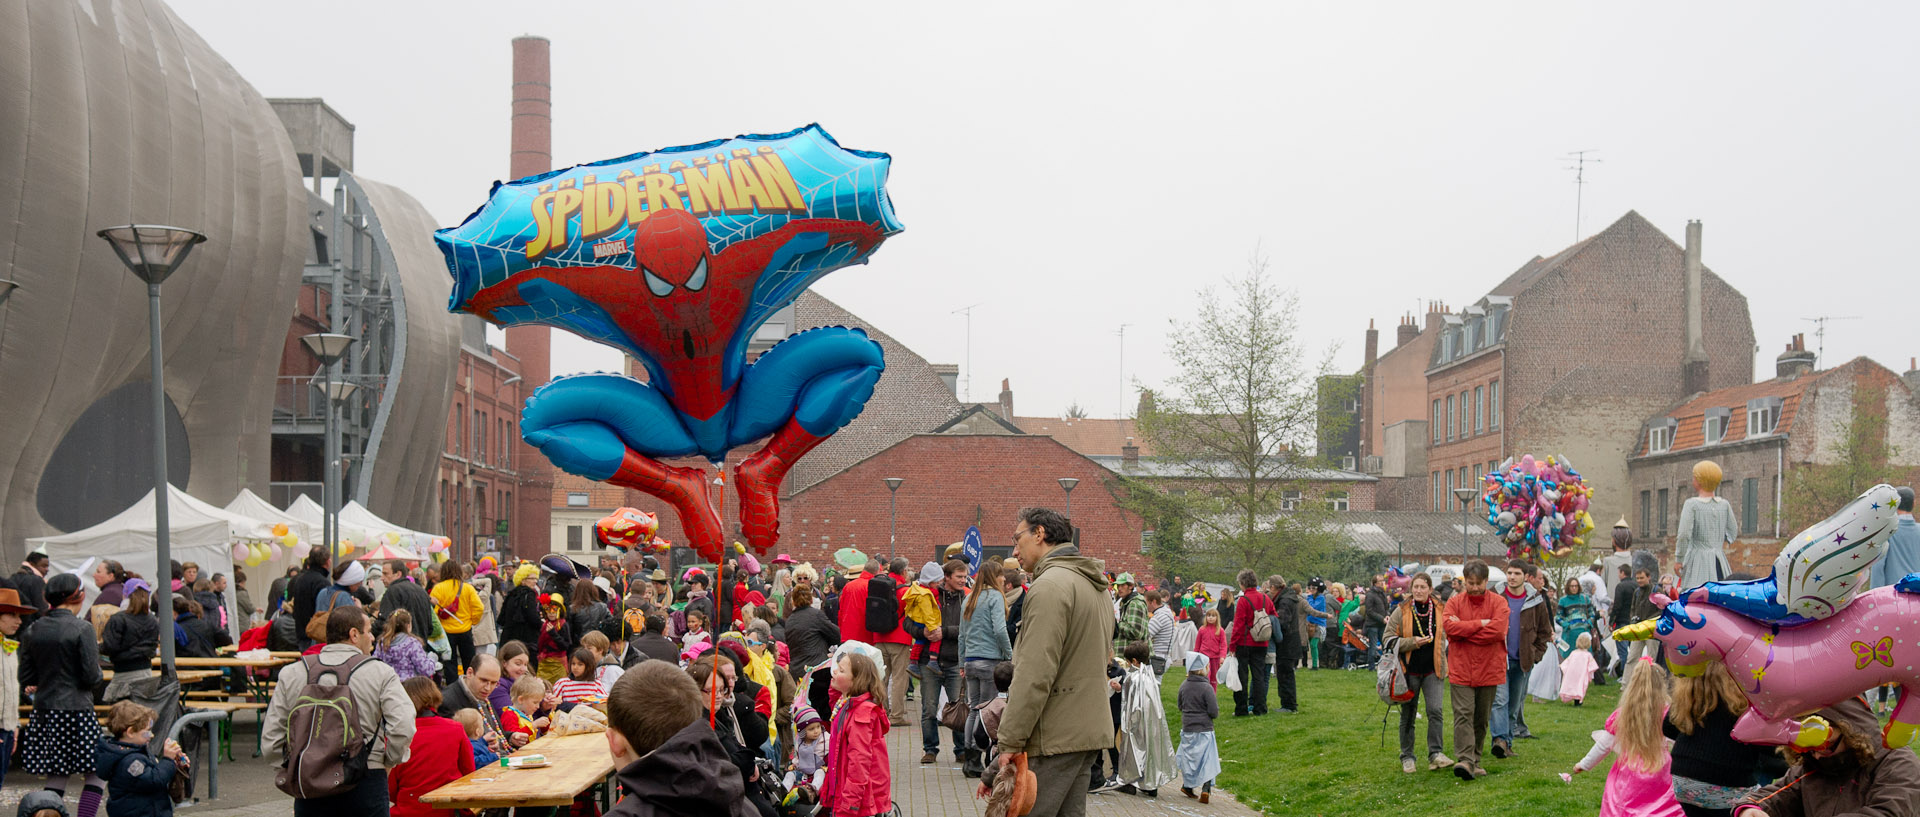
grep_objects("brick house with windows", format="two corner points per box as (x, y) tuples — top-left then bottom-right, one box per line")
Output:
(1626, 338), (1920, 574)
(440, 318), (526, 561)
(1373, 212), (1755, 535)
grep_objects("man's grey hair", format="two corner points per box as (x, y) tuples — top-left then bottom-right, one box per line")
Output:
(889, 557), (910, 576)
(865, 559), (885, 574)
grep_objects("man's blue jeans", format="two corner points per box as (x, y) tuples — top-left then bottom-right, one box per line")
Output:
(1491, 655), (1529, 742)
(1364, 625), (1384, 667)
(919, 657), (964, 756)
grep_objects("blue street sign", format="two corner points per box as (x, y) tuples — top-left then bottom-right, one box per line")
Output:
(963, 526), (983, 573)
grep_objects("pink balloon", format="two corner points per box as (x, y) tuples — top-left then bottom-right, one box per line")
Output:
(1628, 585), (1920, 749)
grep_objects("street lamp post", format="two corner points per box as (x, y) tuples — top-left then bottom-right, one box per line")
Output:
(97, 225), (207, 677)
(1454, 487), (1480, 563)
(1058, 478), (1079, 542)
(301, 333), (355, 564)
(884, 478), (904, 561)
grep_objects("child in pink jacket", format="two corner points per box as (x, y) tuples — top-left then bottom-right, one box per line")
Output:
(1193, 608), (1229, 687)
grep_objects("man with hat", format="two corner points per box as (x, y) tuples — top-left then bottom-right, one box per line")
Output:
(1113, 573), (1148, 655)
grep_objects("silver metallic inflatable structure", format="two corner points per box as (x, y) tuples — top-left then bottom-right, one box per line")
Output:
(0, 0), (459, 554)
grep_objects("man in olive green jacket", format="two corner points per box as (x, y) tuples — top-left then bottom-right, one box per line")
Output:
(995, 507), (1114, 817)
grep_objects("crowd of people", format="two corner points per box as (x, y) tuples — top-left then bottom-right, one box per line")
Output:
(5, 468), (1916, 817)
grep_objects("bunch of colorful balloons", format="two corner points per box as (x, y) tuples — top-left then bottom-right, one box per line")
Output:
(1482, 453), (1595, 562)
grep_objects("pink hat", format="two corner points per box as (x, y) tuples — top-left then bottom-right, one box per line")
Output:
(772, 553), (794, 565)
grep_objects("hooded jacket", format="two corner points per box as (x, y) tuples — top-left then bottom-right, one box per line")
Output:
(1740, 697), (1920, 817)
(997, 544), (1114, 758)
(821, 692), (891, 817)
(96, 738), (177, 817)
(606, 720), (757, 817)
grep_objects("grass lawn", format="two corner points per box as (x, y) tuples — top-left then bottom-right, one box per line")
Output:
(1160, 663), (1619, 816)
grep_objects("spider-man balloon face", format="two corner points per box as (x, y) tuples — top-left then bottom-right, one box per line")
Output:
(634, 210), (710, 299)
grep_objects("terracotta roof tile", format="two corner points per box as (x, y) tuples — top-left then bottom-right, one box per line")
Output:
(1638, 369), (1835, 456)
(1011, 417), (1156, 458)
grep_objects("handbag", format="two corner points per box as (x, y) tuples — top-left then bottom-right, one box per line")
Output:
(940, 687), (969, 732)
(303, 589), (348, 642)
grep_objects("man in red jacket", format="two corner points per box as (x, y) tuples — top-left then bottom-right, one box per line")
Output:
(1442, 560), (1508, 781)
(837, 558), (914, 726)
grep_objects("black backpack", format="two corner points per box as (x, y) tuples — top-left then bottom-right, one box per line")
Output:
(865, 575), (901, 635)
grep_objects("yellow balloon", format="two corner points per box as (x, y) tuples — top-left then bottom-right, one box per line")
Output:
(281, 533), (299, 549)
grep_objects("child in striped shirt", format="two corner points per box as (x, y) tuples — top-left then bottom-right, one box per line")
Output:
(550, 648), (606, 705)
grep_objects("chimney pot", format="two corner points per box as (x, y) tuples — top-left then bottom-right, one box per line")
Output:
(1776, 334), (1817, 379)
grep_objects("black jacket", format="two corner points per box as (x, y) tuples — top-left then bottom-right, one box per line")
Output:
(175, 612), (226, 658)
(1610, 580), (1637, 628)
(380, 579), (437, 642)
(287, 567), (332, 638)
(101, 611), (160, 672)
(499, 585), (542, 648)
(568, 603), (615, 648)
(20, 608), (103, 711)
(438, 676), (489, 719)
(782, 606), (840, 672)
(627, 632), (681, 667)
(1274, 588), (1306, 650)
(606, 720), (755, 817)
(267, 608), (301, 652)
(96, 738), (178, 817)
(1364, 588), (1391, 628)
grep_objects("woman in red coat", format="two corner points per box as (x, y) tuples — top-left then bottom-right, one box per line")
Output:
(821, 652), (890, 817)
(388, 677), (475, 817)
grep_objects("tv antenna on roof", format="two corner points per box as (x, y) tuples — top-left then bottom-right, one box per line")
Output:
(1801, 315), (1861, 368)
(952, 302), (984, 402)
(1562, 150), (1602, 241)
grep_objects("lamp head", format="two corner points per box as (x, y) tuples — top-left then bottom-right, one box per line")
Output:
(884, 477), (904, 492)
(300, 332), (356, 364)
(1058, 477), (1080, 493)
(96, 225), (206, 285)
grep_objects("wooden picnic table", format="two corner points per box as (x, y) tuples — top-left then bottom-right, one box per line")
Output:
(152, 656), (295, 669)
(101, 668), (223, 683)
(419, 732), (615, 810)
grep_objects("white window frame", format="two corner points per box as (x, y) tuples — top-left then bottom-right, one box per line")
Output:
(1281, 490), (1303, 511)
(1341, 455), (1356, 470)
(1747, 397), (1782, 437)
(1327, 491), (1350, 511)
(1648, 421), (1675, 453)
(1474, 386), (1485, 433)
(1446, 395), (1456, 441)
(566, 491), (590, 507)
(565, 525), (584, 552)
(1704, 408), (1731, 445)
(1432, 400), (1443, 442)
(1490, 380), (1501, 429)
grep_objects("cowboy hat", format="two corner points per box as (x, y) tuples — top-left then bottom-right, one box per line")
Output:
(0, 588), (34, 615)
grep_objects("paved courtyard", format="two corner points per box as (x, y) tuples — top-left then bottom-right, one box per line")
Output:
(0, 710), (1260, 817)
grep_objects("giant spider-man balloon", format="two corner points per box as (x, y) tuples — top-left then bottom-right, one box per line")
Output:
(436, 125), (903, 560)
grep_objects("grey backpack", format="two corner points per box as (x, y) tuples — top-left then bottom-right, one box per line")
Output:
(274, 654), (383, 799)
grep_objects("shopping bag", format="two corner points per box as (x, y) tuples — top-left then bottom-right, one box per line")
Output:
(1219, 655), (1241, 692)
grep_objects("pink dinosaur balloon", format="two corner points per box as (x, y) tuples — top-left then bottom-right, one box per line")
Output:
(1615, 580), (1920, 750)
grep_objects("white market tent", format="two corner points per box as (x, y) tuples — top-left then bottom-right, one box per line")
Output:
(224, 489), (313, 610)
(286, 495), (441, 559)
(28, 485), (267, 641)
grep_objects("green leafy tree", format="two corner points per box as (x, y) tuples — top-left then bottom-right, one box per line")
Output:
(1117, 253), (1363, 583)
(1785, 383), (1899, 530)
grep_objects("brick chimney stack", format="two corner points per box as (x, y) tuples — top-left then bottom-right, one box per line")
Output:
(508, 35), (554, 558)
(1360, 320), (1378, 459)
(1122, 436), (1140, 465)
(996, 379), (1014, 422)
(1905, 357), (1920, 395)
(1776, 334), (1817, 379)
(1424, 301), (1448, 332)
(1681, 220), (1710, 395)
(1396, 314), (1419, 348)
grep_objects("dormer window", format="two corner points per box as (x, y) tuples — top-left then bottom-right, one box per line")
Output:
(1648, 418), (1678, 453)
(1703, 407), (1731, 445)
(1747, 397), (1783, 437)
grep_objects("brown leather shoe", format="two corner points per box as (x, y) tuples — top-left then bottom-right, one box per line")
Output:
(1199, 792), (1210, 804)
(920, 751), (936, 764)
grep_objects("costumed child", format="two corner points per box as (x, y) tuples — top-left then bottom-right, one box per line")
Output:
(95, 701), (185, 817)
(679, 609), (710, 650)
(784, 703), (828, 792)
(501, 675), (551, 743)
(453, 709), (500, 767)
(1117, 642), (1177, 797)
(821, 651), (890, 817)
(1559, 632), (1602, 705)
(551, 648), (606, 705)
(1175, 652), (1220, 804)
(536, 593), (571, 684)
(1569, 660), (1684, 817)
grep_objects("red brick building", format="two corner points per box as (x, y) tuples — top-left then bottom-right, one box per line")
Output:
(439, 321), (526, 561)
(1627, 339), (1920, 574)
(1362, 212), (1757, 536)
(782, 433), (1151, 580)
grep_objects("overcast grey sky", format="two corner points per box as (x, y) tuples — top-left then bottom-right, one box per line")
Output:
(170, 1), (1920, 419)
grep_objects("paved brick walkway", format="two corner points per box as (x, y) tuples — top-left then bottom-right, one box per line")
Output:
(886, 721), (1259, 817)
